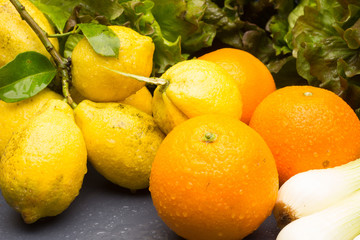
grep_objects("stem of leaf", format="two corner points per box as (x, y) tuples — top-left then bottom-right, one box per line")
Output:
(9, 0), (76, 108)
(48, 27), (80, 38)
(102, 66), (169, 86)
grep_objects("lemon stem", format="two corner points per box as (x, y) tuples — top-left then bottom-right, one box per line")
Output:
(202, 132), (217, 143)
(102, 66), (168, 86)
(9, 0), (76, 109)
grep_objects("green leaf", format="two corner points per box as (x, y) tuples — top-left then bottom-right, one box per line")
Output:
(267, 15), (292, 55)
(290, 1), (360, 97)
(30, 0), (123, 31)
(80, 0), (123, 20)
(64, 33), (85, 58)
(344, 82), (360, 110)
(343, 18), (360, 49)
(77, 23), (120, 57)
(202, 0), (244, 48)
(269, 56), (308, 88)
(30, 0), (73, 33)
(0, 52), (57, 103)
(151, 0), (216, 53)
(202, 0), (278, 64)
(113, 0), (187, 73)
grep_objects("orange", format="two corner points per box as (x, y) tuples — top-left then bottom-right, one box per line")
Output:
(249, 85), (360, 185)
(149, 114), (279, 240)
(198, 48), (276, 124)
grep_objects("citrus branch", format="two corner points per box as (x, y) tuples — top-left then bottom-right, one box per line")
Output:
(9, 0), (76, 108)
(48, 26), (80, 38)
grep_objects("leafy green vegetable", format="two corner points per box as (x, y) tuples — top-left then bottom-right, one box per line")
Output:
(291, 1), (360, 107)
(0, 52), (56, 103)
(30, 0), (122, 32)
(30, 0), (279, 74)
(112, 0), (186, 74)
(202, 0), (277, 64)
(267, 0), (360, 111)
(77, 23), (120, 57)
(113, 0), (279, 73)
(151, 0), (216, 53)
(26, 0), (360, 112)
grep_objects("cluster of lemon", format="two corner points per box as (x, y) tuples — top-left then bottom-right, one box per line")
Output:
(0, 1), (279, 237)
(2, 1), (360, 240)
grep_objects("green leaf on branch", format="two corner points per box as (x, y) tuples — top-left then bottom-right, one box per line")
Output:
(30, 1), (73, 33)
(77, 23), (120, 57)
(64, 33), (84, 58)
(30, 0), (122, 32)
(0, 52), (57, 103)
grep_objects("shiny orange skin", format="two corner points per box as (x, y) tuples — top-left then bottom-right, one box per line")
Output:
(198, 48), (276, 124)
(150, 114), (279, 240)
(249, 85), (360, 185)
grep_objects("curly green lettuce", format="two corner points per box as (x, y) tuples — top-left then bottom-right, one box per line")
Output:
(292, 1), (360, 108)
(268, 0), (360, 110)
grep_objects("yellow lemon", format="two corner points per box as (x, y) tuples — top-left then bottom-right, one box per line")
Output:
(70, 86), (153, 115)
(0, 0), (59, 67)
(74, 100), (165, 191)
(0, 99), (87, 224)
(152, 59), (242, 134)
(198, 48), (276, 124)
(121, 86), (153, 115)
(71, 26), (155, 102)
(0, 88), (62, 155)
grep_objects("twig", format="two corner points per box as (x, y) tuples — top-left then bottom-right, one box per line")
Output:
(9, 0), (76, 108)
(48, 26), (80, 38)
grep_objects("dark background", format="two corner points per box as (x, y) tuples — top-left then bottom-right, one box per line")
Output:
(0, 163), (280, 240)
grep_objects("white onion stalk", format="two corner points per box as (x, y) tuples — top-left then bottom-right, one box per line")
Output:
(276, 189), (360, 240)
(355, 235), (360, 240)
(273, 158), (360, 228)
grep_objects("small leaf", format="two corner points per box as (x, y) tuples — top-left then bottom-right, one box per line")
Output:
(77, 23), (120, 57)
(64, 33), (85, 58)
(30, 1), (72, 33)
(0, 52), (57, 103)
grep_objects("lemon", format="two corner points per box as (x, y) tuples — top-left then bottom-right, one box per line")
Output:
(70, 86), (153, 115)
(152, 59), (243, 134)
(0, 88), (62, 155)
(74, 100), (165, 190)
(71, 26), (155, 102)
(0, 0), (59, 67)
(121, 86), (153, 115)
(0, 99), (87, 224)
